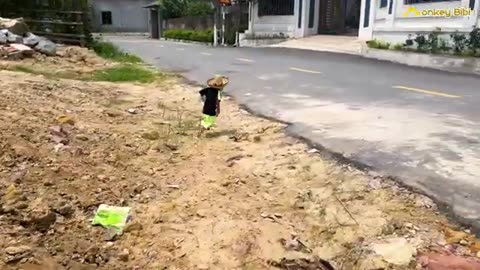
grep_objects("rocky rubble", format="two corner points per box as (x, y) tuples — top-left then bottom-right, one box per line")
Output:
(0, 17), (57, 59)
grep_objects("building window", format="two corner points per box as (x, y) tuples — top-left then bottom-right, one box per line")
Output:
(380, 0), (388, 8)
(258, 0), (295, 16)
(101, 11), (112, 25)
(298, 0), (303, 27)
(404, 0), (459, 4)
(308, 0), (315, 28)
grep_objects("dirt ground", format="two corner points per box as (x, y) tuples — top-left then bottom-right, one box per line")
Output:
(1, 47), (480, 270)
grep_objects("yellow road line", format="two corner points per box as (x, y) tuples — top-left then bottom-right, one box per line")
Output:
(201, 52), (212, 56)
(289, 67), (322, 74)
(236, 58), (254, 62)
(393, 85), (461, 98)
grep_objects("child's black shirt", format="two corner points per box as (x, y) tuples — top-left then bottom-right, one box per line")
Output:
(199, 87), (220, 116)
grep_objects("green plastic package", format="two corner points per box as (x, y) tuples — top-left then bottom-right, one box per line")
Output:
(92, 204), (131, 233)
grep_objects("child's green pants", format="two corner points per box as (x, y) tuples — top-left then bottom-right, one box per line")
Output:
(201, 114), (217, 129)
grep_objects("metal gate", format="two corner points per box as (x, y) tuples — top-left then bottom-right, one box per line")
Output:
(0, 0), (92, 46)
(318, 0), (345, 34)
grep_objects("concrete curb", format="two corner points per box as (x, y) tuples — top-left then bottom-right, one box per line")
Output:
(361, 46), (480, 76)
(162, 38), (213, 46)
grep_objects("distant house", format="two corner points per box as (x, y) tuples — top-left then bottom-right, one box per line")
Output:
(244, 0), (359, 39)
(90, 0), (151, 32)
(359, 0), (480, 42)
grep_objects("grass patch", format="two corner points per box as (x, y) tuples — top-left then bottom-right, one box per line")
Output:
(91, 41), (142, 63)
(88, 65), (157, 83)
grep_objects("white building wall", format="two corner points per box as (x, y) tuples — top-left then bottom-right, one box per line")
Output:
(247, 0), (321, 38)
(360, 0), (480, 43)
(92, 0), (150, 32)
(248, 0), (298, 37)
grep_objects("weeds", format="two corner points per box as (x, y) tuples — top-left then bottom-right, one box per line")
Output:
(88, 65), (158, 83)
(367, 39), (391, 49)
(91, 41), (142, 63)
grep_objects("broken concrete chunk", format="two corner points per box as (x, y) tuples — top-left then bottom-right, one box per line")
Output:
(9, 44), (34, 56)
(35, 39), (57, 56)
(23, 32), (42, 47)
(6, 31), (23, 43)
(0, 17), (29, 35)
(0, 31), (6, 44)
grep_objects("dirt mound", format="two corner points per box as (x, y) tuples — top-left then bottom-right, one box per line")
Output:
(0, 45), (113, 75)
(1, 49), (480, 270)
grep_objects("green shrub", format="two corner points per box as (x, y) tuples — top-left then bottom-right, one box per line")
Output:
(392, 43), (404, 50)
(91, 41), (142, 63)
(414, 33), (428, 52)
(367, 39), (391, 49)
(164, 29), (213, 43)
(451, 31), (468, 53)
(468, 27), (480, 53)
(186, 1), (214, 16)
(89, 65), (157, 83)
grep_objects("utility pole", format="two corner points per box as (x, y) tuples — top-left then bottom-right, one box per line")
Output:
(221, 5), (226, 45)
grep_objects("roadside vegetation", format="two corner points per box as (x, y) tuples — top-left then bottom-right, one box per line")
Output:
(367, 27), (480, 57)
(91, 40), (142, 63)
(164, 29), (214, 43)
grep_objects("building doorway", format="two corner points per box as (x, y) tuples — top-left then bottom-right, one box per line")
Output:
(150, 9), (160, 39)
(318, 0), (360, 35)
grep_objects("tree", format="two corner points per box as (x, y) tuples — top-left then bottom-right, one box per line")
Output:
(186, 1), (214, 16)
(158, 0), (189, 19)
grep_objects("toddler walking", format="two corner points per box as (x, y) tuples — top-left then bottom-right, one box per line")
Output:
(199, 75), (229, 131)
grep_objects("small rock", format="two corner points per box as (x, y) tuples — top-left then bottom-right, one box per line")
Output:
(127, 108), (138, 114)
(477, 251), (480, 258)
(76, 134), (89, 141)
(118, 249), (129, 262)
(53, 202), (74, 217)
(51, 136), (69, 145)
(307, 148), (319, 153)
(459, 239), (469, 246)
(196, 210), (207, 218)
(105, 228), (118, 241)
(43, 180), (54, 187)
(197, 264), (209, 270)
(105, 110), (123, 117)
(4, 245), (32, 263)
(404, 223), (414, 229)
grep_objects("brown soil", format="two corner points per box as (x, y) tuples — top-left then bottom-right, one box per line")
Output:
(0, 46), (479, 270)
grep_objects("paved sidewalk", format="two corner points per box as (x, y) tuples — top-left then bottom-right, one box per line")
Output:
(270, 35), (364, 55)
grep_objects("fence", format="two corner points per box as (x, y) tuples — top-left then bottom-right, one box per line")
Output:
(0, 0), (92, 46)
(165, 15), (214, 31)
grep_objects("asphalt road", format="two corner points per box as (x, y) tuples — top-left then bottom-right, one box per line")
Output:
(108, 36), (480, 230)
